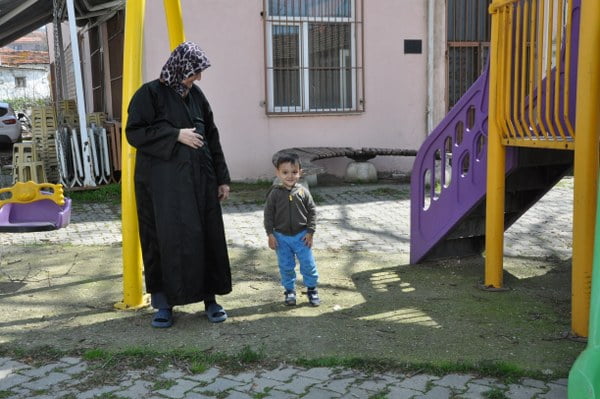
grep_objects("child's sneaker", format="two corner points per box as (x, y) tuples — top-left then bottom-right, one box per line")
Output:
(307, 288), (320, 307)
(284, 290), (296, 306)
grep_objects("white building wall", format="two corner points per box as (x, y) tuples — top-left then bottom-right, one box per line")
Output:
(0, 66), (50, 100)
(140, 0), (436, 181)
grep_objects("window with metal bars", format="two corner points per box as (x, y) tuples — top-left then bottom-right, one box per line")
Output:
(264, 0), (364, 114)
(447, 0), (491, 110)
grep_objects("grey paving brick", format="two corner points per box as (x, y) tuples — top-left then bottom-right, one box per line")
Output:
(77, 384), (121, 399)
(246, 376), (283, 392)
(117, 379), (154, 398)
(459, 383), (497, 399)
(184, 392), (216, 399)
(225, 390), (255, 399)
(303, 386), (343, 398)
(377, 372), (408, 383)
(272, 375), (320, 394)
(0, 373), (31, 390)
(356, 377), (391, 392)
(538, 382), (568, 399)
(298, 367), (336, 381)
(521, 377), (548, 389)
(7, 386), (33, 399)
(62, 361), (88, 375)
(0, 360), (30, 374)
(21, 372), (71, 390)
(263, 390), (297, 399)
(59, 356), (82, 365)
(395, 374), (438, 392)
(337, 387), (371, 398)
(316, 377), (357, 394)
(186, 366), (221, 382)
(161, 368), (187, 379)
(505, 383), (543, 399)
(468, 378), (504, 389)
(198, 377), (244, 393)
(433, 374), (473, 389)
(415, 385), (453, 399)
(552, 378), (568, 386)
(261, 366), (301, 382)
(158, 378), (201, 398)
(386, 385), (422, 399)
(20, 363), (65, 378)
(223, 371), (256, 383)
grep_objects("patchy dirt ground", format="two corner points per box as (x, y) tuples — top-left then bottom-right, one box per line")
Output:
(0, 244), (582, 376)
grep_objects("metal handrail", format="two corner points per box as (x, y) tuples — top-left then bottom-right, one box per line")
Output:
(490, 0), (578, 150)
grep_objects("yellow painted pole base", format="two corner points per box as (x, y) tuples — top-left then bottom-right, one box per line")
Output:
(114, 294), (150, 310)
(477, 282), (511, 292)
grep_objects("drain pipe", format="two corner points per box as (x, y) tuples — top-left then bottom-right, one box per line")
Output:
(66, 0), (95, 186)
(426, 0), (435, 136)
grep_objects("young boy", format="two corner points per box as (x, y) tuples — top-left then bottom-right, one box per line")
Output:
(264, 153), (320, 306)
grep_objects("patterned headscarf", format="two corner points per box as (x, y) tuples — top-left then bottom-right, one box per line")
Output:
(159, 41), (211, 97)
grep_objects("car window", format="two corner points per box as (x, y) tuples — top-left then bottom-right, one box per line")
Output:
(0, 107), (7, 117)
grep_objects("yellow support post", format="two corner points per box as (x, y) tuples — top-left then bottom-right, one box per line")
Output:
(163, 0), (185, 50)
(484, 2), (507, 288)
(571, 0), (600, 338)
(116, 0), (147, 310)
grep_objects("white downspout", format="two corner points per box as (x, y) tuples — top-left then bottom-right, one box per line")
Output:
(66, 0), (95, 186)
(426, 0), (435, 136)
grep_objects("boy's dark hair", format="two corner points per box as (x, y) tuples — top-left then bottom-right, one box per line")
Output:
(274, 152), (302, 169)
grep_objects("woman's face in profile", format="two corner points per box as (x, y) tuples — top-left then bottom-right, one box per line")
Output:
(182, 72), (202, 88)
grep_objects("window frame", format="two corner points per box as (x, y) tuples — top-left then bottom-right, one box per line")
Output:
(264, 0), (363, 115)
(15, 76), (26, 88)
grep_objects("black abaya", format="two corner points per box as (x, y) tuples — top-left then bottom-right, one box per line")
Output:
(126, 79), (232, 305)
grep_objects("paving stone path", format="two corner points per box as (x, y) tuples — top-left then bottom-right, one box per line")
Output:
(0, 356), (569, 399)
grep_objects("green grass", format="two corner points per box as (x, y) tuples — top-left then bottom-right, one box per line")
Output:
(66, 183), (121, 204)
(483, 388), (509, 399)
(294, 357), (537, 383)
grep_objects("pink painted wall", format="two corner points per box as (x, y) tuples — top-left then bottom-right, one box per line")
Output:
(143, 0), (430, 181)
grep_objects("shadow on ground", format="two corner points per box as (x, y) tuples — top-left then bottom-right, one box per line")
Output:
(0, 245), (582, 376)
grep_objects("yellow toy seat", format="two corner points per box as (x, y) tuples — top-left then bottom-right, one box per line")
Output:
(0, 181), (71, 232)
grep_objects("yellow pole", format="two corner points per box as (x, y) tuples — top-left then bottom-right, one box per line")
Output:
(571, 0), (600, 337)
(163, 0), (186, 50)
(484, 3), (506, 288)
(115, 0), (146, 310)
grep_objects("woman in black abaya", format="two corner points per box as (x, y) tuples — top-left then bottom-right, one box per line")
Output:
(126, 41), (232, 328)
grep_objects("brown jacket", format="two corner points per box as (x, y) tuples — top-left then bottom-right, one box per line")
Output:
(264, 183), (316, 236)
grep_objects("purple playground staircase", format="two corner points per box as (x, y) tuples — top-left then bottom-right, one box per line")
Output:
(410, 0), (580, 264)
(410, 68), (512, 263)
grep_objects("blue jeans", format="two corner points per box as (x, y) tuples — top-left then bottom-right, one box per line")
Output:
(273, 230), (318, 291)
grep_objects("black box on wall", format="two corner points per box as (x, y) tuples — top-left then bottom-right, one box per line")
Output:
(404, 39), (422, 54)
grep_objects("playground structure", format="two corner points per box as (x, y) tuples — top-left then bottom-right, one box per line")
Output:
(410, 0), (600, 340)
(0, 181), (71, 232)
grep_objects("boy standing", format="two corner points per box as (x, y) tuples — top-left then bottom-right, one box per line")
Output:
(264, 153), (320, 306)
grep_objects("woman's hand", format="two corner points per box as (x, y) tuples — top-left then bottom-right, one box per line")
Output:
(218, 184), (230, 201)
(178, 128), (204, 149)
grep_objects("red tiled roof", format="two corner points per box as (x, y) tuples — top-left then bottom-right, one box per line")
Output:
(0, 48), (49, 66)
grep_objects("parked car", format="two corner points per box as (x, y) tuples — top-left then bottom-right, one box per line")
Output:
(0, 102), (22, 144)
